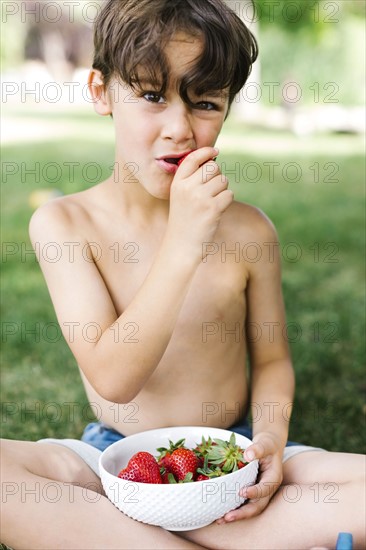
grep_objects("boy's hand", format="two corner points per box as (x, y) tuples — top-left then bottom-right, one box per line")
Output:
(167, 147), (233, 261)
(216, 432), (284, 524)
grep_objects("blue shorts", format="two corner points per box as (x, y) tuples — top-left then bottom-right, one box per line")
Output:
(39, 421), (324, 477)
(80, 420), (301, 452)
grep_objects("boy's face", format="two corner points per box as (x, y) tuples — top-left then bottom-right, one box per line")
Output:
(105, 32), (229, 200)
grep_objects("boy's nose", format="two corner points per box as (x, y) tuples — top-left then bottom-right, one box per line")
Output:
(161, 104), (194, 143)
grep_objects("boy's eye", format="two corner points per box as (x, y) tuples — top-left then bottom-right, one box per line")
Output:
(195, 101), (217, 111)
(143, 92), (165, 104)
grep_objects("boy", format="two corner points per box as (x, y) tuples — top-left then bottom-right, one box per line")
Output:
(1, 0), (364, 548)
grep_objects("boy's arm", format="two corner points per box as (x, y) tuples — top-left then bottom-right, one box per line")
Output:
(247, 214), (295, 447)
(219, 208), (295, 523)
(29, 148), (232, 403)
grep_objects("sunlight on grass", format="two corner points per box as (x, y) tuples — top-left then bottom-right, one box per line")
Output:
(220, 115), (365, 156)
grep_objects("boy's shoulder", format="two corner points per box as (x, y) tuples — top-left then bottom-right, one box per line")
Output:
(29, 185), (101, 243)
(223, 199), (278, 243)
(28, 188), (278, 248)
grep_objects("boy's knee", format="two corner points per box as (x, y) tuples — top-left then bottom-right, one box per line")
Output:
(1, 438), (38, 479)
(0, 439), (100, 488)
(0, 438), (20, 470)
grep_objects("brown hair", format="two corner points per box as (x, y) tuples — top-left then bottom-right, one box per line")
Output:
(93, 0), (258, 108)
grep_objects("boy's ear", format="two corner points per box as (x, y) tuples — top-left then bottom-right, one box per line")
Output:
(88, 69), (113, 116)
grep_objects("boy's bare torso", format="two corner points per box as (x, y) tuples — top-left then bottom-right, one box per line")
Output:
(40, 177), (262, 436)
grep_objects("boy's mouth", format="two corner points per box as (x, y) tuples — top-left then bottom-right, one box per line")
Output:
(164, 158), (180, 166)
(163, 152), (192, 165)
(156, 152), (193, 174)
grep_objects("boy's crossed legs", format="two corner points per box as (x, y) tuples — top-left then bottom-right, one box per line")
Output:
(179, 450), (365, 549)
(0, 439), (203, 550)
(1, 439), (365, 549)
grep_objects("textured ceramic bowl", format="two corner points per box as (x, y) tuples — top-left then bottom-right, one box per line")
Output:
(99, 426), (258, 531)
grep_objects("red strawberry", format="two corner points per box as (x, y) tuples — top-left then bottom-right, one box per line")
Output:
(118, 451), (162, 484)
(196, 474), (210, 481)
(156, 438), (185, 470)
(194, 436), (214, 468)
(161, 470), (170, 484)
(194, 436), (213, 457)
(168, 448), (200, 482)
(161, 469), (177, 484)
(196, 455), (226, 481)
(237, 450), (247, 469)
(158, 454), (171, 470)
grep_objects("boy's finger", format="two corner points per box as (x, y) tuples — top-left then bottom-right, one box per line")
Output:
(220, 496), (271, 523)
(240, 479), (281, 501)
(244, 441), (266, 462)
(215, 188), (234, 212)
(201, 161), (221, 183)
(177, 147), (219, 175)
(201, 173), (229, 197)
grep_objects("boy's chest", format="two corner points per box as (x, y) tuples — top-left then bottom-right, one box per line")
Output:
(93, 230), (248, 326)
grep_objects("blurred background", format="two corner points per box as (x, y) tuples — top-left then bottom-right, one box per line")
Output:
(1, 0), (365, 453)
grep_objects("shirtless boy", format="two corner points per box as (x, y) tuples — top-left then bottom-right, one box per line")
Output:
(1, 1), (365, 548)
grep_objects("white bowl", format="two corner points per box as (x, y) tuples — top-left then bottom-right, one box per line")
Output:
(99, 426), (258, 531)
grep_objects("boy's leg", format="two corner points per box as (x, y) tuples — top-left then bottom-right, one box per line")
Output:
(0, 439), (205, 550)
(178, 451), (366, 550)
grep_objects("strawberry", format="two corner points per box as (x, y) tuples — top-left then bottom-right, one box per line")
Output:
(160, 468), (177, 484)
(206, 433), (248, 473)
(193, 436), (214, 469)
(168, 448), (200, 482)
(158, 454), (171, 471)
(237, 450), (247, 469)
(157, 440), (198, 483)
(195, 469), (225, 481)
(196, 474), (210, 481)
(118, 451), (162, 484)
(156, 438), (186, 473)
(196, 455), (226, 481)
(194, 436), (213, 457)
(163, 471), (194, 484)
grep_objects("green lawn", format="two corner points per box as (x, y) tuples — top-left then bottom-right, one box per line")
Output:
(1, 110), (365, 453)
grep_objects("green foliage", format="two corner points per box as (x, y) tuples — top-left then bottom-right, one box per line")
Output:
(257, 15), (365, 105)
(252, 0), (365, 106)
(254, 0), (364, 33)
(254, 0), (321, 32)
(0, 17), (28, 69)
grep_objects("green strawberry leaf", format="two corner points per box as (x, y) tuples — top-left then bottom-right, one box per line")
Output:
(180, 472), (194, 483)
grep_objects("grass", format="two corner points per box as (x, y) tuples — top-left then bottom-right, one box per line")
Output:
(1, 109), (365, 453)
